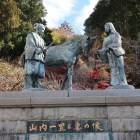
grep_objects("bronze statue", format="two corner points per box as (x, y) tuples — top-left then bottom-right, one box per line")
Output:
(21, 30), (95, 90)
(23, 23), (46, 90)
(96, 22), (134, 89)
(44, 36), (96, 90)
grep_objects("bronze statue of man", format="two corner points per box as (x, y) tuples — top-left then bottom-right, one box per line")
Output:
(23, 23), (46, 89)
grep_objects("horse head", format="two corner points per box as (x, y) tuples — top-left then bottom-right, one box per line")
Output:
(82, 36), (97, 59)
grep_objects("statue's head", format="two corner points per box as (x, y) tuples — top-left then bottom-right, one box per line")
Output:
(104, 22), (116, 34)
(34, 23), (45, 35)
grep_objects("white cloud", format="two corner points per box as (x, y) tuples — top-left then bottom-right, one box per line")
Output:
(43, 0), (77, 28)
(74, 0), (99, 34)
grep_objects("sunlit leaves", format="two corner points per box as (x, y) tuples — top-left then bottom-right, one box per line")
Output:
(51, 29), (67, 45)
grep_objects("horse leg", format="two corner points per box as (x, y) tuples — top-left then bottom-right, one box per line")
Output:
(67, 64), (74, 90)
(61, 71), (68, 90)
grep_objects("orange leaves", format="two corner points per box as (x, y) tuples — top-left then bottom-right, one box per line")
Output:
(0, 60), (24, 91)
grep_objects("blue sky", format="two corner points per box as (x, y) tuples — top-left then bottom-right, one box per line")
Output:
(43, 0), (99, 34)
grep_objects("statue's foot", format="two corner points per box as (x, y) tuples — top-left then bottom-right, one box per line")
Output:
(68, 87), (73, 91)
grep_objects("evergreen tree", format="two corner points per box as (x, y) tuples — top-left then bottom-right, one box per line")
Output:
(43, 28), (53, 46)
(11, 0), (47, 58)
(15, 0), (47, 24)
(84, 0), (140, 38)
(0, 0), (20, 48)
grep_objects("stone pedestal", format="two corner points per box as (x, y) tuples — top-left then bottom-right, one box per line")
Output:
(0, 90), (140, 140)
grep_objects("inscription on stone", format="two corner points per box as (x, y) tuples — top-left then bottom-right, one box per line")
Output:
(27, 120), (112, 133)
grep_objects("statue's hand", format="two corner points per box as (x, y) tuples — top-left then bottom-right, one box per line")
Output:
(105, 48), (110, 53)
(95, 51), (100, 59)
(36, 48), (43, 55)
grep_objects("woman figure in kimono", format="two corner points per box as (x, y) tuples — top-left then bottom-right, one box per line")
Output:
(96, 22), (128, 86)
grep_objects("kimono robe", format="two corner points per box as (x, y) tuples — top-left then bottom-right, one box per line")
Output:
(24, 32), (45, 78)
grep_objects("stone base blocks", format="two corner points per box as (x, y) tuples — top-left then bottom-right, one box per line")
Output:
(0, 89), (140, 140)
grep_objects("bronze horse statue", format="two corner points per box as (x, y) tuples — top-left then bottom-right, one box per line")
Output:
(45, 35), (96, 90)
